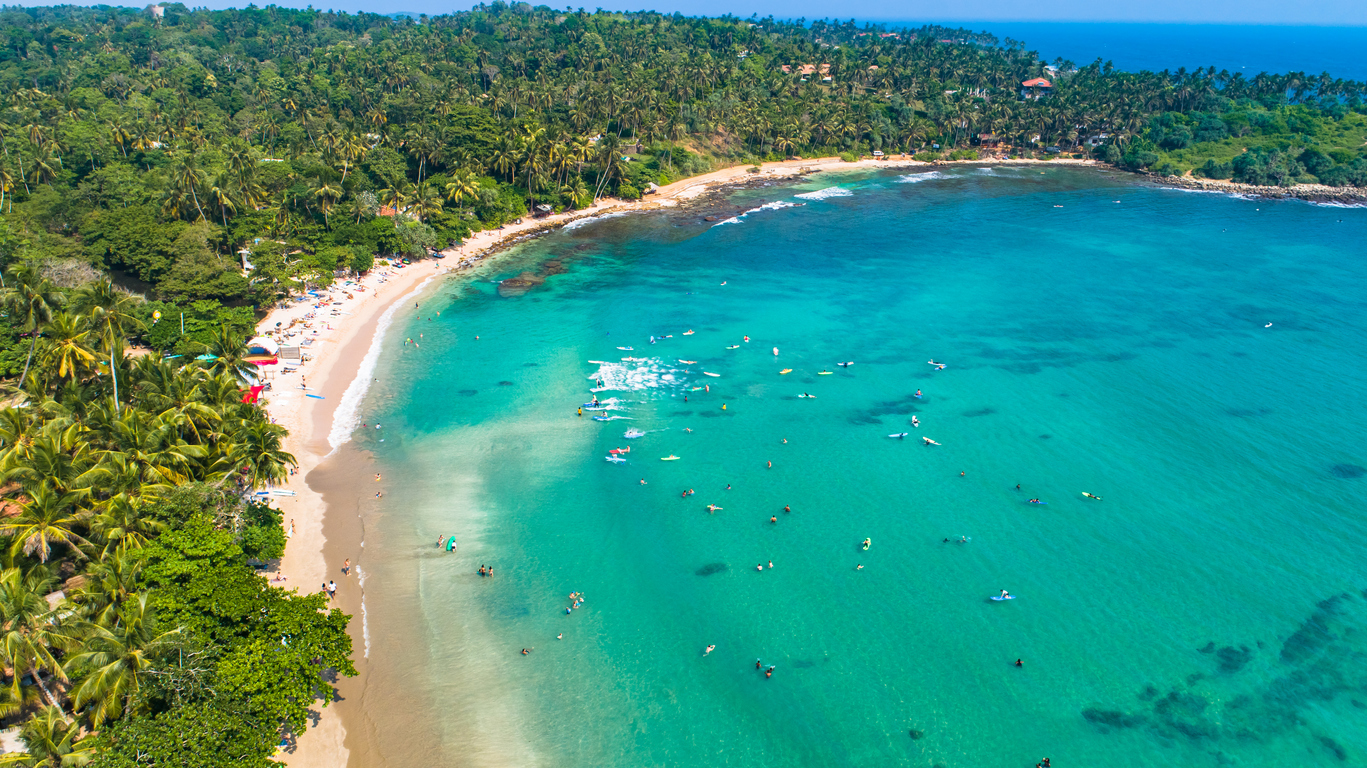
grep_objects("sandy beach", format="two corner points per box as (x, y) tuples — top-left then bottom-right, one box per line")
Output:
(265, 151), (1103, 767)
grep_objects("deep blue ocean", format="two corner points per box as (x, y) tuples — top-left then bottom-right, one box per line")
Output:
(345, 166), (1367, 768)
(887, 22), (1367, 80)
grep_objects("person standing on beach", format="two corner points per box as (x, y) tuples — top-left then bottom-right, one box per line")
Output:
(343, 559), (351, 575)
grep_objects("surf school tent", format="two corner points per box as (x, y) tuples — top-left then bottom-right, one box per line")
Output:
(245, 336), (280, 365)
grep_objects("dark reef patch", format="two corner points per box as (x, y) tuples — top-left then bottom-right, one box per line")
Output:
(694, 562), (728, 576)
(1226, 408), (1271, 418)
(459, 389), (478, 396)
(1214, 645), (1252, 673)
(1082, 708), (1145, 731)
(1330, 464), (1365, 479)
(1039, 434), (1052, 439)
(498, 381), (514, 386)
(1318, 735), (1348, 761)
(669, 410), (694, 416)
(962, 407), (996, 417)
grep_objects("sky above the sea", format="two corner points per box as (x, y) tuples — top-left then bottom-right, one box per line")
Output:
(12, 0), (1367, 25)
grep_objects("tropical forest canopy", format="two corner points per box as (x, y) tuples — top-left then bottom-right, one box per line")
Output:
(0, 3), (1362, 348)
(0, 267), (349, 767)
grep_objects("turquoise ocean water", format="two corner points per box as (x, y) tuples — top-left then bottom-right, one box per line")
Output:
(352, 166), (1367, 768)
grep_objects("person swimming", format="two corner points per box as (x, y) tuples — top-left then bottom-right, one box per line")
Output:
(704, 645), (715, 655)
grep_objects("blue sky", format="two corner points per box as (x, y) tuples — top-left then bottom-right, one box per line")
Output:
(8, 0), (1367, 24)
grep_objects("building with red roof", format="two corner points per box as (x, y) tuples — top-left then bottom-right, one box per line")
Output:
(1021, 78), (1053, 99)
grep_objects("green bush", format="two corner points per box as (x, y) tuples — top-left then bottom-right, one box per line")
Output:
(913, 152), (941, 162)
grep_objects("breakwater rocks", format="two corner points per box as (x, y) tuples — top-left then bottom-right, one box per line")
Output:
(1152, 174), (1367, 205)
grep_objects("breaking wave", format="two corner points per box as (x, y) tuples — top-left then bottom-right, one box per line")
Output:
(794, 186), (853, 200)
(897, 171), (946, 184)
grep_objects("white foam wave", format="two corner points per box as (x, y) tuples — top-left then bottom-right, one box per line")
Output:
(589, 358), (688, 392)
(794, 186), (853, 200)
(563, 211), (627, 231)
(356, 563), (370, 658)
(897, 171), (946, 184)
(710, 200), (800, 227)
(327, 275), (436, 451)
(749, 200), (799, 213)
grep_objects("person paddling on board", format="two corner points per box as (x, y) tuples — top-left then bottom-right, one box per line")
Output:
(1000, 589), (1011, 599)
(1084, 492), (1102, 500)
(915, 389), (922, 398)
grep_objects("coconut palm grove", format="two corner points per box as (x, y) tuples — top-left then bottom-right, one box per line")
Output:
(0, 2), (1362, 765)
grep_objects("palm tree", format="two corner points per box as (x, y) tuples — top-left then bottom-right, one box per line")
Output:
(409, 182), (444, 223)
(447, 167), (479, 207)
(0, 567), (68, 709)
(73, 280), (143, 413)
(200, 325), (256, 384)
(1, 487), (91, 563)
(3, 705), (93, 767)
(2, 263), (61, 389)
(164, 151), (208, 221)
(40, 313), (96, 384)
(224, 417), (295, 491)
(313, 180), (343, 228)
(66, 593), (180, 728)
